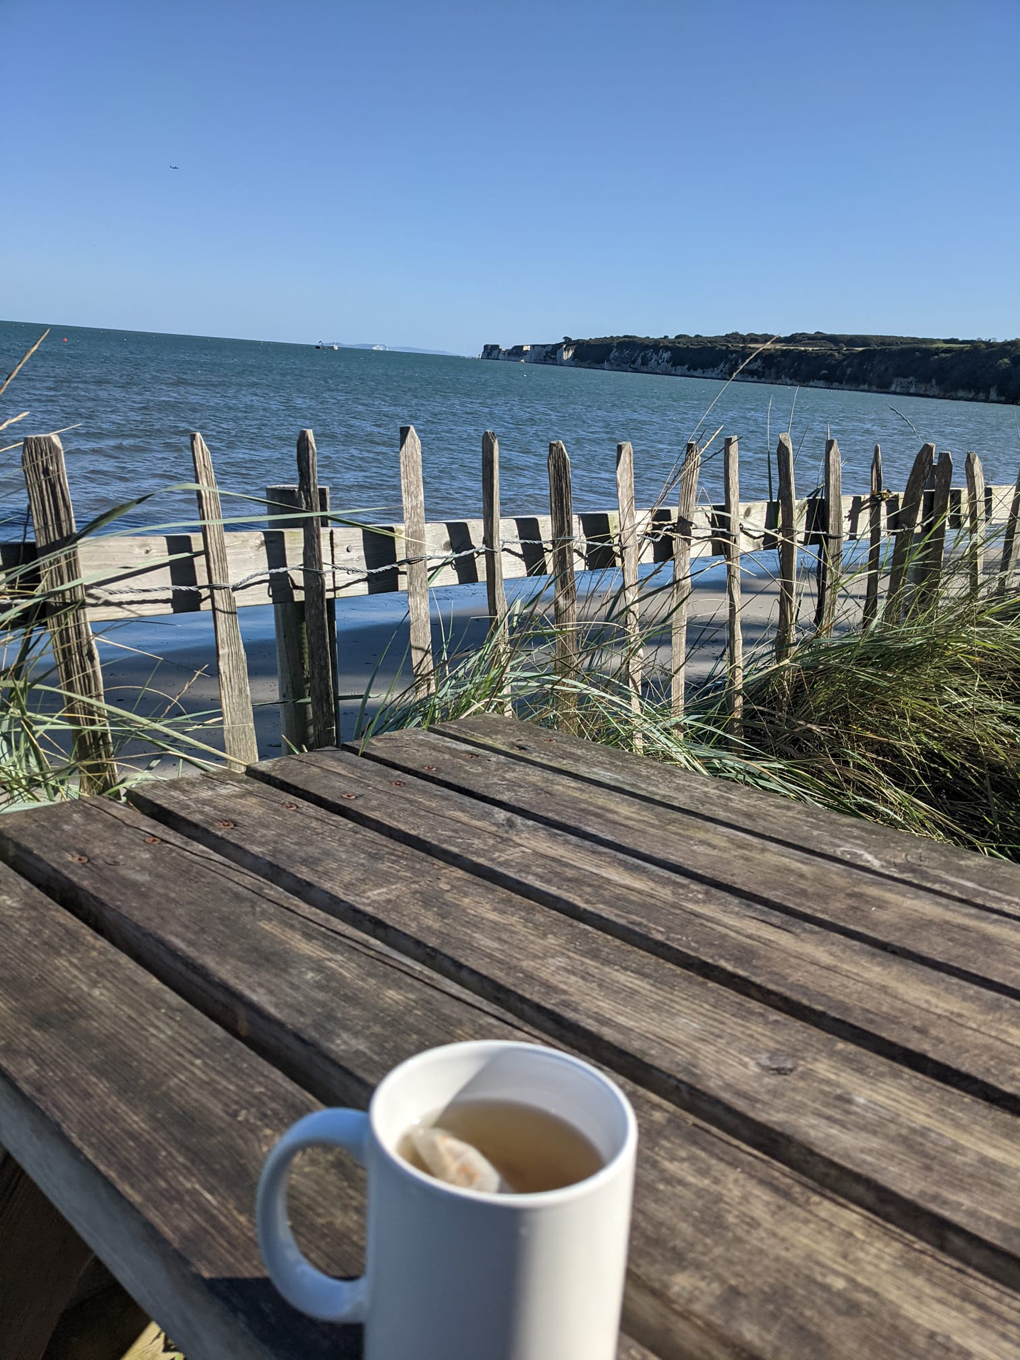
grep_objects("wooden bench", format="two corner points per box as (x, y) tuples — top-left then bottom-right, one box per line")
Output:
(1, 716), (1018, 1359)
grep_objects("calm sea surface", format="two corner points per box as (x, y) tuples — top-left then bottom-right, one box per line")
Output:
(3, 320), (1019, 531)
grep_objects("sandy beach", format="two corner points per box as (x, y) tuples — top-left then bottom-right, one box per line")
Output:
(92, 551), (832, 769)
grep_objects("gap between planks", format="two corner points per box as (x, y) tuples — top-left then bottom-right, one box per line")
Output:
(247, 747), (1020, 1114)
(427, 714), (1020, 922)
(2, 804), (1018, 1360)
(356, 727), (1020, 1003)
(63, 772), (1020, 1291)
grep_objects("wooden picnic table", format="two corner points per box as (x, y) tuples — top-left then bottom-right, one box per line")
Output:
(1, 714), (1019, 1360)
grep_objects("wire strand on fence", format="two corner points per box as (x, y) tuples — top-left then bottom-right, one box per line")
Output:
(78, 521), (802, 603)
(11, 493), (929, 611)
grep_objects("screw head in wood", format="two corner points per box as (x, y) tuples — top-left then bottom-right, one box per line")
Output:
(341, 792), (357, 799)
(755, 1052), (798, 1075)
(422, 765), (438, 771)
(282, 803), (298, 810)
(389, 780), (406, 787)
(213, 819), (235, 829)
(71, 853), (88, 864)
(144, 836), (161, 845)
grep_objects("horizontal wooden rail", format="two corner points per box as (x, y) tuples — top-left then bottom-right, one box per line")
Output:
(1, 484), (1016, 624)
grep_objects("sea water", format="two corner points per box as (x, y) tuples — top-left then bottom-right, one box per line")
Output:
(3, 319), (1018, 531)
(3, 319), (1016, 677)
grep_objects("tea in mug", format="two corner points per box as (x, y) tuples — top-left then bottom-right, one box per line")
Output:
(399, 1098), (604, 1194)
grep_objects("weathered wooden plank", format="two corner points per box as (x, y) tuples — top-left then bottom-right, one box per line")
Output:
(266, 484), (338, 751)
(5, 810), (1016, 1360)
(481, 431), (508, 626)
(774, 433), (797, 661)
(863, 444), (883, 626)
(112, 773), (1020, 1288)
(21, 434), (117, 793)
(399, 424), (434, 696)
(965, 451), (986, 594)
(6, 479), (1018, 624)
(1, 519), (460, 620)
(371, 724), (1020, 991)
(884, 443), (935, 622)
(37, 513), (553, 620)
(26, 531), (208, 621)
(0, 862), (361, 1360)
(0, 1152), (95, 1360)
(814, 438), (842, 635)
(437, 713), (1020, 920)
(616, 442), (642, 730)
(481, 431), (510, 714)
(682, 504), (714, 561)
(997, 463), (1020, 596)
(252, 746), (1020, 1110)
(670, 441), (700, 717)
(915, 450), (953, 613)
(723, 437), (742, 735)
(296, 430), (337, 746)
(191, 433), (258, 768)
(548, 440), (578, 732)
(0, 803), (642, 1359)
(918, 466), (941, 541)
(55, 523), (435, 619)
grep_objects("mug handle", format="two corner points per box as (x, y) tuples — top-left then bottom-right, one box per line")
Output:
(256, 1108), (370, 1322)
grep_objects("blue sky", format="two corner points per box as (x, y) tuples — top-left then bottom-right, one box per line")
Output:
(5, 0), (1018, 352)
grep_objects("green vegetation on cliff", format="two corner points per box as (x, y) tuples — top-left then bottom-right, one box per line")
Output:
(483, 332), (1020, 403)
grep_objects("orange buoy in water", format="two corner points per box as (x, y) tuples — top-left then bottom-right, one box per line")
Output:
(63, 337), (68, 342)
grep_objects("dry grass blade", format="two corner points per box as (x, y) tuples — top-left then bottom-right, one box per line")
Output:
(369, 500), (1020, 861)
(0, 422), (83, 455)
(0, 329), (49, 401)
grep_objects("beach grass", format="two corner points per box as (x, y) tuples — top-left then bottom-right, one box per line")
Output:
(363, 524), (1020, 860)
(6, 327), (1020, 857)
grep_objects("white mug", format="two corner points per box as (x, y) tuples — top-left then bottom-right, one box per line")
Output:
(256, 1040), (637, 1360)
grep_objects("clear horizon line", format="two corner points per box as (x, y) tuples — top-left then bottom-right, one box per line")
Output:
(0, 316), (473, 357)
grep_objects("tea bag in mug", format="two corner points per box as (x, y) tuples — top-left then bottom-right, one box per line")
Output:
(410, 1125), (514, 1193)
(257, 1041), (637, 1360)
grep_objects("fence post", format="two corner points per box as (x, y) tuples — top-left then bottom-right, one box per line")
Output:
(671, 440), (701, 718)
(296, 430), (337, 747)
(548, 440), (578, 733)
(996, 464), (1020, 597)
(814, 437), (842, 635)
(191, 433), (259, 768)
(723, 435), (743, 738)
(912, 458), (937, 591)
(964, 451), (986, 594)
(863, 445), (883, 626)
(482, 430), (511, 714)
(775, 432), (797, 661)
(266, 483), (335, 750)
(884, 443), (935, 623)
(615, 441), (642, 732)
(400, 424), (434, 697)
(915, 450), (953, 613)
(21, 434), (118, 794)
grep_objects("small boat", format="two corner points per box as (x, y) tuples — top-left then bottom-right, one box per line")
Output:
(314, 342), (340, 351)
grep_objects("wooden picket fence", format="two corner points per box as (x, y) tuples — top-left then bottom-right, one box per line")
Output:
(4, 429), (1020, 787)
